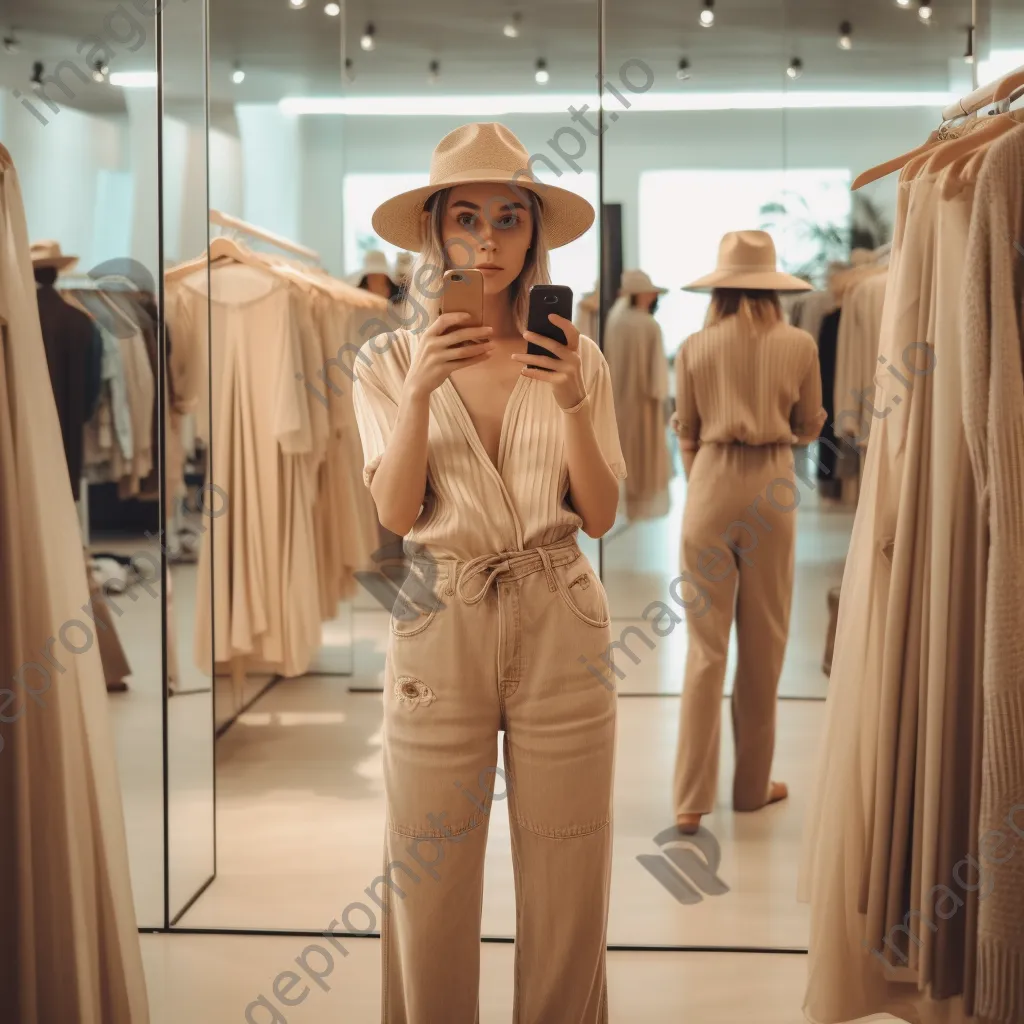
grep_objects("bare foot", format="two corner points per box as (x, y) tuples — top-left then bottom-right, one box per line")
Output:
(676, 813), (702, 834)
(767, 781), (788, 805)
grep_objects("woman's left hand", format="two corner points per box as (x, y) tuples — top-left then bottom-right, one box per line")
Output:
(513, 314), (587, 410)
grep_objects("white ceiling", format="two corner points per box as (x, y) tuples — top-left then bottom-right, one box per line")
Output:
(0, 0), (1021, 117)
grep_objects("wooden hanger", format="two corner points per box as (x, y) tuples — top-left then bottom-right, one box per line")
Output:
(851, 129), (944, 191)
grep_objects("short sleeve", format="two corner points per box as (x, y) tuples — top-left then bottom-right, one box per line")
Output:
(673, 339), (701, 451)
(351, 348), (400, 488)
(587, 345), (627, 481)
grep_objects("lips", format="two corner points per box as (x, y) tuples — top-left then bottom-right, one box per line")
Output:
(476, 264), (502, 271)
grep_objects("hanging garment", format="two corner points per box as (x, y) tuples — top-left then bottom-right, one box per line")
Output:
(961, 123), (1024, 1024)
(0, 147), (148, 1024)
(35, 283), (93, 499)
(800, 113), (1024, 1024)
(180, 262), (322, 678)
(603, 300), (673, 520)
(574, 289), (600, 344)
(816, 309), (844, 497)
(834, 271), (889, 444)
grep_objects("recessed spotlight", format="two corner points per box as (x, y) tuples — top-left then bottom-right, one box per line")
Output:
(918, 1), (932, 21)
(535, 58), (549, 85)
(92, 59), (109, 83)
(896, 0), (911, 6)
(3, 35), (19, 55)
(289, 0), (307, 8)
(838, 21), (853, 50)
(677, 57), (691, 81)
(503, 12), (522, 38)
(360, 22), (375, 51)
(428, 59), (440, 84)
(324, 2), (340, 14)
(787, 57), (804, 80)
(700, 0), (715, 28)
(232, 63), (245, 84)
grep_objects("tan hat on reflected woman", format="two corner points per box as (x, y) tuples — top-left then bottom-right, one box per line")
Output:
(371, 122), (595, 252)
(30, 240), (79, 272)
(619, 269), (668, 295)
(683, 230), (812, 293)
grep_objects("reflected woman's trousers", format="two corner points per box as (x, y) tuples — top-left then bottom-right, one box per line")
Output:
(379, 539), (616, 1024)
(673, 444), (797, 816)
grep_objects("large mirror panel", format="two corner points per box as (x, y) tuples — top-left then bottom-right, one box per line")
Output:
(0, 1), (166, 926)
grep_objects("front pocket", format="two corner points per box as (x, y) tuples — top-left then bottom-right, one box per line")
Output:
(552, 558), (611, 628)
(389, 567), (449, 638)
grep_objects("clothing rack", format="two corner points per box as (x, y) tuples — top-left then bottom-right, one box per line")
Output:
(941, 61), (1024, 120)
(209, 210), (321, 263)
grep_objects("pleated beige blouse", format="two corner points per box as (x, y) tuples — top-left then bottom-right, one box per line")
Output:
(352, 329), (626, 561)
(674, 316), (826, 450)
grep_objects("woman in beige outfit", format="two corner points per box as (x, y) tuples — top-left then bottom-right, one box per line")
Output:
(671, 231), (826, 834)
(352, 123), (625, 1023)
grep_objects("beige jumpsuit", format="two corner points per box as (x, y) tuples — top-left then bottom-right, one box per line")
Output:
(672, 315), (825, 816)
(353, 328), (626, 1024)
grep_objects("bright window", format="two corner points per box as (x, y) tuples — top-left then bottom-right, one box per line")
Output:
(638, 169), (852, 354)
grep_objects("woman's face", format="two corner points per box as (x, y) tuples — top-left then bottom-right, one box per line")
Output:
(438, 183), (535, 296)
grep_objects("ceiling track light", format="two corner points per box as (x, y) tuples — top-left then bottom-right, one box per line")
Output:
(677, 57), (691, 81)
(3, 34), (19, 55)
(428, 59), (440, 84)
(700, 0), (715, 28)
(786, 57), (804, 80)
(503, 12), (522, 38)
(344, 56), (355, 82)
(92, 59), (109, 83)
(324, 2), (341, 14)
(30, 61), (44, 87)
(838, 21), (853, 50)
(918, 1), (932, 22)
(360, 22), (376, 51)
(534, 58), (549, 84)
(964, 25), (975, 64)
(232, 62), (245, 84)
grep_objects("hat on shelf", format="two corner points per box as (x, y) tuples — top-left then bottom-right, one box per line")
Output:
(682, 230), (812, 293)
(348, 249), (397, 287)
(371, 122), (595, 252)
(619, 269), (668, 296)
(30, 239), (79, 272)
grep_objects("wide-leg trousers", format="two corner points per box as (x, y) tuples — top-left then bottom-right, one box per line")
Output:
(673, 444), (798, 816)
(380, 537), (617, 1023)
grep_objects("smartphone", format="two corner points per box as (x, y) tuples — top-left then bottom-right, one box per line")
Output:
(527, 284), (574, 370)
(441, 269), (484, 331)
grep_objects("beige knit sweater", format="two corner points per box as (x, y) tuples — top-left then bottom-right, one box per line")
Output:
(961, 122), (1024, 1024)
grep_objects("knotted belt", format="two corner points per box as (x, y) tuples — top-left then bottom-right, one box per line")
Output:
(453, 541), (576, 604)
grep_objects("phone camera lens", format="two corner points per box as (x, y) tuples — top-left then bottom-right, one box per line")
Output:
(451, 273), (463, 282)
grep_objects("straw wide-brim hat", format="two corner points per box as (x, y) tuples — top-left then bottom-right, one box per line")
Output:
(30, 239), (79, 272)
(620, 269), (668, 296)
(371, 122), (595, 252)
(348, 249), (397, 286)
(683, 231), (812, 293)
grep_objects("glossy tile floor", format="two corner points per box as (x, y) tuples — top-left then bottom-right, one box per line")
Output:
(143, 933), (840, 1023)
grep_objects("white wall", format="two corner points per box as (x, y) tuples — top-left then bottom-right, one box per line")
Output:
(0, 90), (127, 271)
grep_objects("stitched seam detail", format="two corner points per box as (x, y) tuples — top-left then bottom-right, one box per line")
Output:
(512, 817), (611, 839)
(388, 816), (484, 839)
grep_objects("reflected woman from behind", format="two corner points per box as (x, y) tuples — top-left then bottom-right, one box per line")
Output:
(671, 230), (826, 834)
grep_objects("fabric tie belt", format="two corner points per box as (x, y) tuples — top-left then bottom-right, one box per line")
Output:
(442, 539), (580, 605)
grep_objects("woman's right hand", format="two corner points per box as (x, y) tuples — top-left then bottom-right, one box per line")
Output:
(405, 312), (494, 399)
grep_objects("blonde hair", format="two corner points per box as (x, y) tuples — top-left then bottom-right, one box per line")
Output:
(705, 288), (783, 333)
(398, 186), (550, 334)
